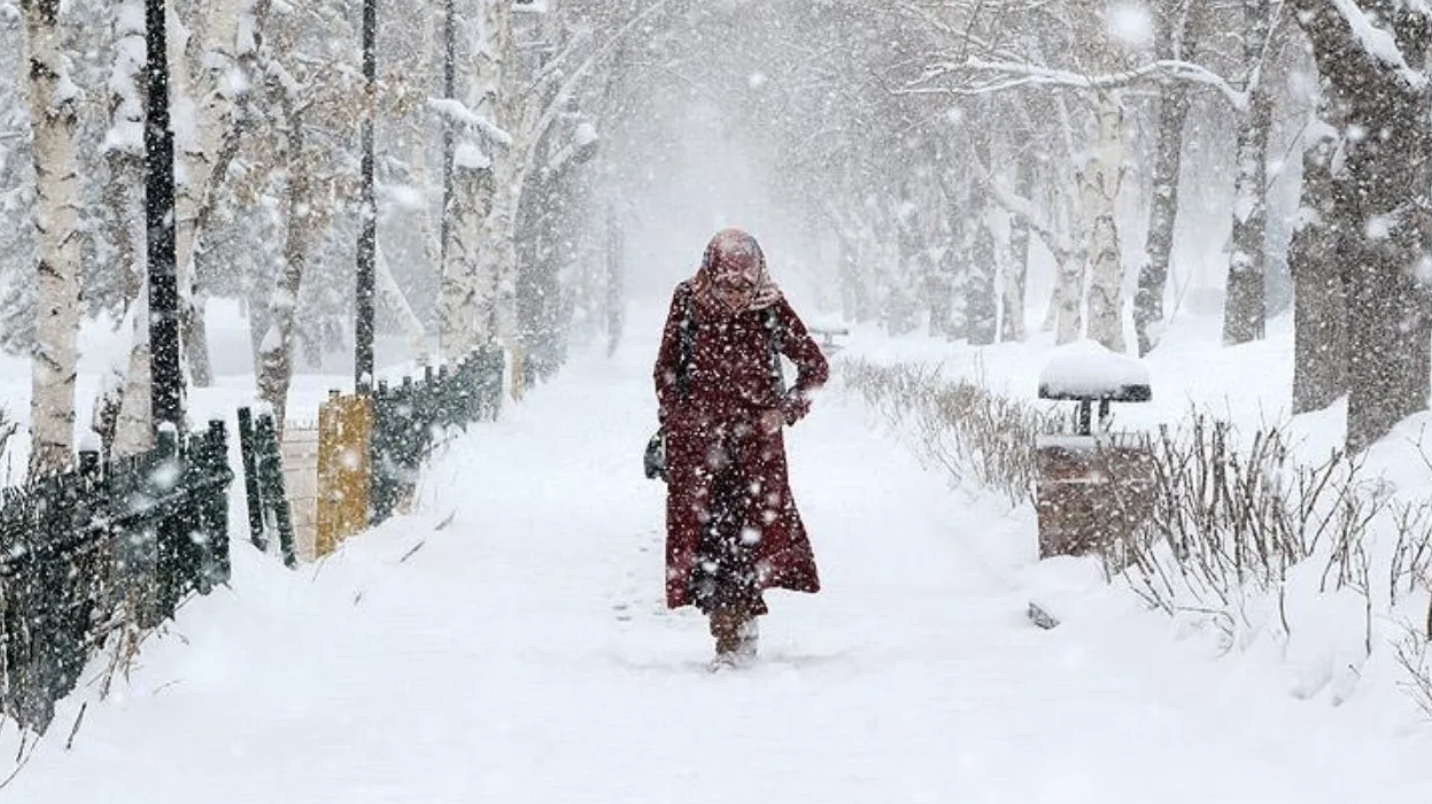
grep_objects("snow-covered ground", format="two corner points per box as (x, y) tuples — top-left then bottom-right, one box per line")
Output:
(3, 302), (1432, 802)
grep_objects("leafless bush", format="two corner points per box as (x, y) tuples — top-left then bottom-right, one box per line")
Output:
(1117, 413), (1432, 654)
(841, 358), (1432, 706)
(842, 358), (1051, 505)
(1117, 415), (1330, 616)
(1394, 625), (1432, 720)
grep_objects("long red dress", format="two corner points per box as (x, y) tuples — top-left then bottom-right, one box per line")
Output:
(653, 278), (829, 611)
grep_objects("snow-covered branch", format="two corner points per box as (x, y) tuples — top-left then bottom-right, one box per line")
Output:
(1327, 0), (1429, 89)
(427, 96), (512, 146)
(905, 56), (1247, 109)
(520, 0), (678, 167)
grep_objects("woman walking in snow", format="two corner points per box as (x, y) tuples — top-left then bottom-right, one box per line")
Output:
(652, 228), (829, 668)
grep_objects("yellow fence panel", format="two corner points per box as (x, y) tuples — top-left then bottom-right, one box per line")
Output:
(316, 391), (374, 558)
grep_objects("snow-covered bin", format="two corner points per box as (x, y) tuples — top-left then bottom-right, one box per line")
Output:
(1037, 340), (1151, 434)
(1034, 342), (1154, 561)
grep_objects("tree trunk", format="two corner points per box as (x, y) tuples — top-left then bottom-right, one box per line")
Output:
(1082, 94), (1127, 353)
(112, 289), (155, 458)
(1134, 1), (1201, 356)
(255, 84), (311, 432)
(1000, 152), (1032, 343)
(439, 150), (487, 361)
(967, 229), (998, 345)
(97, 0), (150, 458)
(1292, 0), (1432, 451)
(475, 0), (517, 345)
(355, 0), (377, 388)
(928, 175), (959, 339)
(1289, 124), (1346, 415)
(1042, 95), (1085, 342)
(170, 0), (247, 387)
(605, 208), (625, 358)
(1222, 0), (1274, 346)
(23, 0), (82, 479)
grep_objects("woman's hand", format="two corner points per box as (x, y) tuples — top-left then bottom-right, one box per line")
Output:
(779, 392), (811, 425)
(758, 409), (785, 434)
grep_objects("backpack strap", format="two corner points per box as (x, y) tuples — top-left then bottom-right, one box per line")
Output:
(674, 283), (696, 400)
(765, 307), (787, 397)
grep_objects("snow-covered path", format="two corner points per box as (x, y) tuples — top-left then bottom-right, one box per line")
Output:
(10, 331), (1432, 803)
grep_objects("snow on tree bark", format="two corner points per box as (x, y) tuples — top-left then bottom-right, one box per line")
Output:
(23, 0), (82, 479)
(1041, 97), (1087, 345)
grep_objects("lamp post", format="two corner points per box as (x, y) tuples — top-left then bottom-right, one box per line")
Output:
(355, 0), (378, 390)
(146, 0), (182, 432)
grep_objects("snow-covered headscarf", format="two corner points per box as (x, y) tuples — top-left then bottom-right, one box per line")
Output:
(692, 228), (784, 314)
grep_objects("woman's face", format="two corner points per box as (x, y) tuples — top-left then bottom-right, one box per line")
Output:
(710, 248), (761, 310)
(713, 273), (757, 310)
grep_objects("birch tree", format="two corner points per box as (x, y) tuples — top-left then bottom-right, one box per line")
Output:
(473, 0), (516, 346)
(22, 0), (81, 478)
(437, 4), (512, 362)
(1081, 94), (1127, 353)
(961, 127), (998, 345)
(167, 0), (254, 386)
(106, 0), (154, 457)
(254, 61), (312, 430)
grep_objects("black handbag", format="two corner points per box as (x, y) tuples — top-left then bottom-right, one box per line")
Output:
(643, 427), (667, 482)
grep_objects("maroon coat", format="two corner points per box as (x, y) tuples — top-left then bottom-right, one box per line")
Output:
(653, 280), (830, 610)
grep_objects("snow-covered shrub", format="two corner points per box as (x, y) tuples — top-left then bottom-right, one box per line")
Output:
(1113, 414), (1432, 651)
(841, 358), (1051, 506)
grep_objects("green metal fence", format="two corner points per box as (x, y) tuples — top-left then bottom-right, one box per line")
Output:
(0, 420), (233, 733)
(237, 407), (298, 568)
(369, 344), (505, 526)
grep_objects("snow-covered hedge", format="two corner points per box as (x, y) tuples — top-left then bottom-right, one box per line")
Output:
(840, 358), (1432, 714)
(842, 358), (1051, 506)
